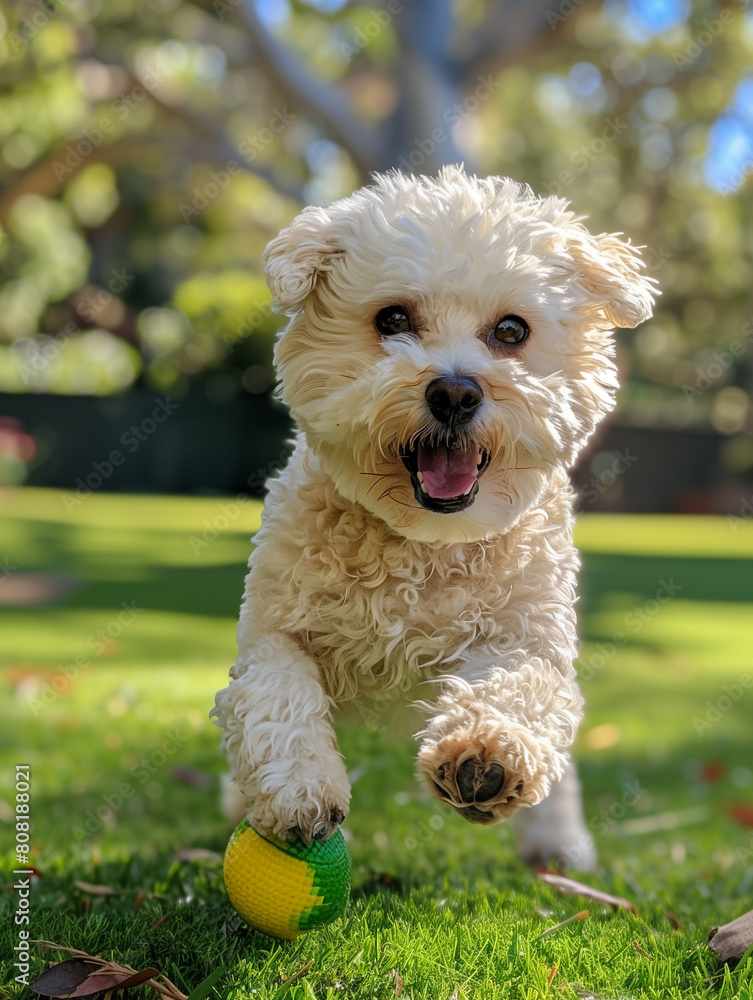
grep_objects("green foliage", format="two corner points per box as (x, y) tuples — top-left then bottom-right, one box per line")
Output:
(0, 0), (301, 401)
(0, 0), (751, 469)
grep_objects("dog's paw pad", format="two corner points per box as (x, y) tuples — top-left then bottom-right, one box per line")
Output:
(456, 758), (506, 803)
(420, 734), (535, 824)
(464, 804), (495, 822)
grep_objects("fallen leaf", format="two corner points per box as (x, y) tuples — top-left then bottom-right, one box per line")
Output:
(709, 908), (753, 963)
(619, 805), (709, 835)
(547, 964), (558, 984)
(171, 848), (222, 863)
(394, 968), (404, 997)
(32, 959), (158, 997)
(0, 573), (78, 607)
(3, 868), (46, 887)
(31, 959), (100, 997)
(633, 941), (652, 959)
(728, 803), (753, 828)
(666, 910), (682, 930)
(700, 761), (725, 783)
(133, 890), (145, 910)
(536, 872), (637, 914)
(116, 967), (163, 989)
(73, 881), (118, 896)
(32, 941), (188, 1000)
(149, 913), (168, 932)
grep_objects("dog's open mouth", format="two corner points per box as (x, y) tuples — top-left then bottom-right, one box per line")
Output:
(400, 439), (490, 513)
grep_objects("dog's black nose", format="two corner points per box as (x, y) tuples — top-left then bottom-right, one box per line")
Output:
(425, 376), (483, 426)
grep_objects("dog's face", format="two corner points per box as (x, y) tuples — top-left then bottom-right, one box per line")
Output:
(265, 168), (656, 544)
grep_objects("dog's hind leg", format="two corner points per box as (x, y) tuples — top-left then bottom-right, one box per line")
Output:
(212, 632), (351, 844)
(512, 760), (596, 871)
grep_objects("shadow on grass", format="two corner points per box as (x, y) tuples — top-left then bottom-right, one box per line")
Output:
(12, 523), (753, 627)
(581, 552), (753, 609)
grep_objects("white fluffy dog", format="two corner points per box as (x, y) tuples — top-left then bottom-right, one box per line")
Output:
(212, 167), (655, 866)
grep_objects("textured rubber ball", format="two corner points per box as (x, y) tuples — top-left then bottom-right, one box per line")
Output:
(223, 819), (352, 940)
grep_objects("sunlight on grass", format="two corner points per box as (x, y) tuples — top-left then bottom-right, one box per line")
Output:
(0, 485), (264, 534)
(575, 514), (753, 558)
(1, 607), (237, 666)
(1, 489), (752, 999)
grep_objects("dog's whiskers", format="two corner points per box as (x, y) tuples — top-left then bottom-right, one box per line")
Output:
(379, 486), (423, 510)
(365, 472), (400, 498)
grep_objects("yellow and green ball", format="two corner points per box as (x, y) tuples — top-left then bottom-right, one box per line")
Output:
(223, 819), (351, 940)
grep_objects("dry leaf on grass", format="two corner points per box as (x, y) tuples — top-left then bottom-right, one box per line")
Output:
(393, 968), (404, 997)
(32, 942), (188, 1000)
(73, 880), (118, 896)
(700, 761), (725, 783)
(708, 908), (753, 963)
(0, 573), (78, 607)
(18, 864), (45, 878)
(728, 803), (753, 828)
(536, 872), (637, 914)
(171, 848), (222, 862)
(619, 805), (709, 835)
(32, 958), (158, 997)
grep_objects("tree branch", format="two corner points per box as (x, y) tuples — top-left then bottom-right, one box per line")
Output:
(239, 0), (381, 179)
(388, 0), (470, 172)
(127, 68), (305, 202)
(456, 0), (601, 85)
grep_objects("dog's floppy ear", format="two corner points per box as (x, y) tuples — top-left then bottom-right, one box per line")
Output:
(566, 225), (658, 328)
(263, 205), (345, 312)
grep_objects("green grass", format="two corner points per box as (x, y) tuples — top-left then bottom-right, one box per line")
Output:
(1, 489), (753, 999)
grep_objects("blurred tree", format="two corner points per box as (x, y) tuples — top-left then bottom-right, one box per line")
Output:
(0, 0), (751, 476)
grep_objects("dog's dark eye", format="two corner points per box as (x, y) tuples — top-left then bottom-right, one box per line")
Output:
(492, 315), (529, 346)
(375, 305), (413, 337)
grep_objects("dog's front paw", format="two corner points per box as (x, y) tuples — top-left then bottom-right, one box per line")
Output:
(418, 725), (558, 823)
(250, 761), (351, 845)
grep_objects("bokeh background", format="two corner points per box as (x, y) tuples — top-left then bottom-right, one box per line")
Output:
(1, 0), (752, 512)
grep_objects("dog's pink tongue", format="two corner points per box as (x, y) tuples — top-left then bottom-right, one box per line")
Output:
(417, 443), (478, 499)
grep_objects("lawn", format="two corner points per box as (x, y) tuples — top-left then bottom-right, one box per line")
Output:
(1, 487), (752, 1000)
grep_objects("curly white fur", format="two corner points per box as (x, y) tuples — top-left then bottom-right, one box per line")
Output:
(212, 167), (656, 858)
